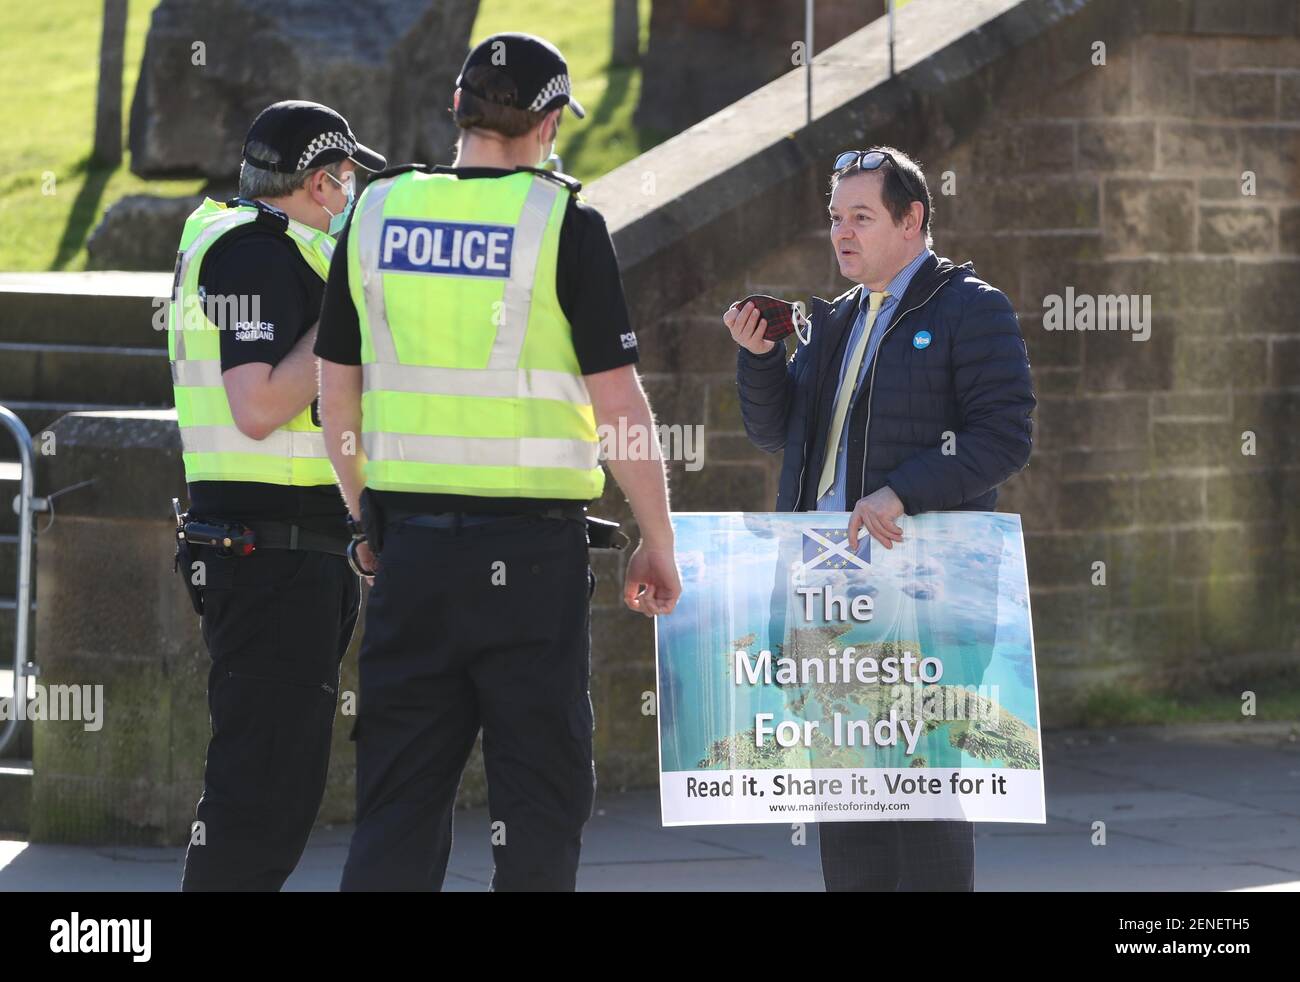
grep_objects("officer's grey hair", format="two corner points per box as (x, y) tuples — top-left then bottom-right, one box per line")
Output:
(239, 140), (342, 200)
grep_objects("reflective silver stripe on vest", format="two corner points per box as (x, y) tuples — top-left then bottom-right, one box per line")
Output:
(172, 360), (224, 387)
(363, 432), (597, 471)
(171, 211), (255, 364)
(287, 218), (334, 267)
(488, 177), (562, 369)
(361, 363), (590, 404)
(180, 425), (329, 459)
(356, 179), (401, 363)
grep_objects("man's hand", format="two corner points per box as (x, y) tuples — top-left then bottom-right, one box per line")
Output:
(354, 539), (380, 583)
(723, 301), (776, 356)
(623, 542), (681, 617)
(848, 486), (905, 552)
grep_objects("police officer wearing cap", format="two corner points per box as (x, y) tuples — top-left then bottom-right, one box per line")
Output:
(316, 33), (681, 892)
(169, 100), (386, 891)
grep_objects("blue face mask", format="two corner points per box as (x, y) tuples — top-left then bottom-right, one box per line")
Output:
(323, 171), (356, 237)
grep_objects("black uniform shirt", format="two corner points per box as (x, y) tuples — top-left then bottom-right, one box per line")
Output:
(186, 212), (347, 535)
(314, 166), (640, 517)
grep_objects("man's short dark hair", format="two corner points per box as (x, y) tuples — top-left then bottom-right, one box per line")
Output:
(453, 64), (549, 138)
(830, 146), (933, 248)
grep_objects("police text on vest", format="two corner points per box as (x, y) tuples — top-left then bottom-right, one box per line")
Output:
(379, 219), (514, 278)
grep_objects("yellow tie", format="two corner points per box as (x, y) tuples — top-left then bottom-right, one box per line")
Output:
(816, 290), (888, 501)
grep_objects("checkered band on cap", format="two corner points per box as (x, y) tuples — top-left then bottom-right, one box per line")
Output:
(296, 131), (356, 171)
(527, 73), (572, 112)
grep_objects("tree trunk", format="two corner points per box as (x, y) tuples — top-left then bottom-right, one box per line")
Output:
(92, 0), (128, 167)
(613, 0), (640, 66)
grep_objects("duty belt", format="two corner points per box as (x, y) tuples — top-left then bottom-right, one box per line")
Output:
(245, 522), (350, 556)
(383, 505), (627, 550)
(180, 514), (349, 557)
(394, 505), (587, 529)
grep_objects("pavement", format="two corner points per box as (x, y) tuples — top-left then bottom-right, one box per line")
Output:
(2, 725), (1299, 891)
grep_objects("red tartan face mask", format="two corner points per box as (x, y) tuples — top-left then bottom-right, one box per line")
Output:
(735, 294), (811, 345)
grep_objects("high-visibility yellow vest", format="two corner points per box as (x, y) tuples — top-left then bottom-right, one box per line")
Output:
(168, 198), (337, 486)
(347, 168), (604, 500)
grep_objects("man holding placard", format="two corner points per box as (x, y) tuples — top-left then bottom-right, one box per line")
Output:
(724, 147), (1036, 891)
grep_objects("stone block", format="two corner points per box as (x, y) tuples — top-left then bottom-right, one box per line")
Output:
(1190, 0), (1297, 37)
(1102, 178), (1197, 255)
(1081, 325), (1174, 392)
(1105, 528), (1180, 606)
(1157, 122), (1239, 174)
(1281, 74), (1300, 119)
(1198, 205), (1275, 253)
(1151, 419), (1239, 469)
(1024, 532), (1109, 590)
(1150, 391), (1232, 419)
(971, 121), (1076, 175)
(1270, 338), (1300, 387)
(1278, 204), (1300, 252)
(1135, 474), (1205, 525)
(1132, 37), (1194, 115)
(1194, 71), (1277, 120)
(1237, 125), (1300, 198)
(1204, 470), (1286, 521)
(1235, 261), (1300, 332)
(1056, 476), (1137, 530)
(1078, 121), (1156, 172)
(1197, 175), (1246, 200)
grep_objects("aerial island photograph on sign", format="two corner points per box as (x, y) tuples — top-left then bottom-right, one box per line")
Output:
(656, 512), (1045, 826)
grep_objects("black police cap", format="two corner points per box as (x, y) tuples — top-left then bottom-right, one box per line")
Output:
(456, 33), (586, 119)
(242, 100), (387, 174)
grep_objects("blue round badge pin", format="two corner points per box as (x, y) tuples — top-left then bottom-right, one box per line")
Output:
(913, 330), (932, 349)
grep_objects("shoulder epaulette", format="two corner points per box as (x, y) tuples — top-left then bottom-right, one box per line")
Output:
(513, 166), (583, 194)
(369, 162), (432, 182)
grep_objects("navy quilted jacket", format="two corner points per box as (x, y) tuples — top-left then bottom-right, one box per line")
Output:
(736, 254), (1035, 514)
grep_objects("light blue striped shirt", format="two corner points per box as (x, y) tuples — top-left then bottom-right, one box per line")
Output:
(816, 248), (934, 512)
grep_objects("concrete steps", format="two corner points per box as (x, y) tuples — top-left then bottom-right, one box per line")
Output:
(0, 342), (172, 406)
(0, 271), (172, 348)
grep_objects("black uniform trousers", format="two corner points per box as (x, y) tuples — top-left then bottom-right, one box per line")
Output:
(818, 821), (974, 891)
(182, 548), (360, 891)
(340, 513), (595, 892)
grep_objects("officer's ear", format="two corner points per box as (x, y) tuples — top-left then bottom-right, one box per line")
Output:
(304, 167), (329, 204)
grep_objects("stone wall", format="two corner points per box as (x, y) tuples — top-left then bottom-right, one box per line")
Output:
(583, 0), (1300, 800)
(31, 411), (367, 844)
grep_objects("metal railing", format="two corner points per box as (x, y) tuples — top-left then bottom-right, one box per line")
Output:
(0, 405), (36, 758)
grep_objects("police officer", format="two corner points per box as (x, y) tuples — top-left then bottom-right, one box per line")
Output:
(169, 101), (386, 890)
(316, 33), (681, 892)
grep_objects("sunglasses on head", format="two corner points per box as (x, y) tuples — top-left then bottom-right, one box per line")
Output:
(833, 149), (928, 226)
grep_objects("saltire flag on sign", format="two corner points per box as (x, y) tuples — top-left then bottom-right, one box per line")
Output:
(801, 528), (870, 570)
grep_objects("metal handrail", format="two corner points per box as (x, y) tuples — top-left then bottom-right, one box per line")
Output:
(0, 405), (35, 758)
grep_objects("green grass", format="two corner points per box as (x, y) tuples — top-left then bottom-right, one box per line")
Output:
(0, 0), (657, 273)
(471, 0), (662, 182)
(1075, 684), (1300, 728)
(0, 0), (203, 271)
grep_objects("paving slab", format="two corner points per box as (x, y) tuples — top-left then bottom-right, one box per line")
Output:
(2, 731), (1298, 891)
